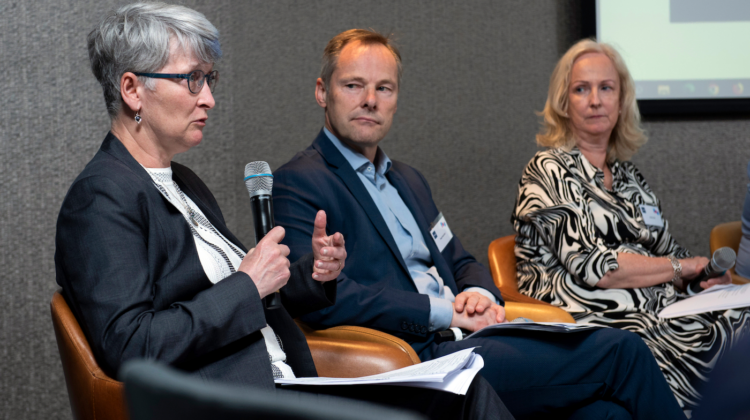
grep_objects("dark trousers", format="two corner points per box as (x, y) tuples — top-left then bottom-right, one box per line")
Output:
(283, 375), (514, 420)
(420, 328), (686, 420)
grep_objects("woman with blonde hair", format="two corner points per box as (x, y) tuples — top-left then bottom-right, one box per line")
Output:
(512, 39), (750, 412)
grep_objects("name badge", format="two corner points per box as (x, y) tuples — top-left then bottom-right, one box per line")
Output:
(430, 212), (454, 252)
(639, 204), (664, 228)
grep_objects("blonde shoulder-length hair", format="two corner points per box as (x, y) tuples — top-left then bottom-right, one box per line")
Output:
(537, 39), (646, 163)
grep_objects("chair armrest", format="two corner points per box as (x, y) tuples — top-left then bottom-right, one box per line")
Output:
(505, 301), (575, 323)
(731, 271), (749, 285)
(296, 321), (420, 378)
(500, 289), (552, 306)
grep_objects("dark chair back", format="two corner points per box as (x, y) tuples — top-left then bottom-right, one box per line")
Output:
(120, 359), (426, 420)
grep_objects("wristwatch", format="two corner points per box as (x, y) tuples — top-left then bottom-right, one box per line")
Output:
(666, 255), (682, 283)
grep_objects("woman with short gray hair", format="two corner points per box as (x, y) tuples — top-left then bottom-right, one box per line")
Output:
(56, 0), (344, 406)
(54, 4), (510, 419)
(87, 2), (223, 119)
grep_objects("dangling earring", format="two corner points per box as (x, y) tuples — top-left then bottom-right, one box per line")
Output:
(135, 111), (142, 124)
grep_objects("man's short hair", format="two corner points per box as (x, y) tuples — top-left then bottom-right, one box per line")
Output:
(320, 29), (402, 89)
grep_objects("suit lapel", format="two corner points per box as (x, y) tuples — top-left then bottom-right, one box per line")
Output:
(313, 132), (411, 280)
(102, 132), (248, 253)
(173, 173), (248, 253)
(387, 167), (459, 296)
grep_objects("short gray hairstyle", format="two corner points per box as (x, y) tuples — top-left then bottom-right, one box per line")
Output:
(88, 2), (222, 118)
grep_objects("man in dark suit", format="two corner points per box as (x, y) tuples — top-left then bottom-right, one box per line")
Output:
(273, 29), (687, 419)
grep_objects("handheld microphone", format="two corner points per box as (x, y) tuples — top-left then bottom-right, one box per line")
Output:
(688, 247), (736, 294)
(244, 161), (282, 310)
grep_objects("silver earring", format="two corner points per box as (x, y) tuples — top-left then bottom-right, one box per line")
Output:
(135, 111), (142, 124)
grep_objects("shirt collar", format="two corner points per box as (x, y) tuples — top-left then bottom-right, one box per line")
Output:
(324, 127), (392, 177)
(567, 147), (597, 182)
(568, 146), (624, 191)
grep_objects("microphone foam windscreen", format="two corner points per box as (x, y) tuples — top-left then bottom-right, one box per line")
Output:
(244, 161), (273, 197)
(714, 247), (737, 270)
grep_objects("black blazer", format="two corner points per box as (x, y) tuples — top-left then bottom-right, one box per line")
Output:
(273, 130), (502, 354)
(55, 133), (335, 389)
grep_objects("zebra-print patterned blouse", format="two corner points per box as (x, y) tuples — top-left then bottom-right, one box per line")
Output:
(511, 147), (692, 315)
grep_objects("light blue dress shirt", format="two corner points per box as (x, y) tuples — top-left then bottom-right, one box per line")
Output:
(324, 129), (498, 332)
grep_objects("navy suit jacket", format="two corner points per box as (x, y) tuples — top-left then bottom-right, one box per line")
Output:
(273, 130), (502, 354)
(55, 133), (335, 389)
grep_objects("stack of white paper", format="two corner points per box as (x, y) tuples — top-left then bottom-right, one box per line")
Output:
(464, 321), (604, 339)
(659, 283), (750, 318)
(275, 347), (482, 395)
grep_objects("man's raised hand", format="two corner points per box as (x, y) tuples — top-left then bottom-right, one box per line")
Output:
(311, 210), (346, 282)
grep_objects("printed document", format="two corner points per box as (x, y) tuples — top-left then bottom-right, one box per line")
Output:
(659, 283), (750, 318)
(275, 347), (482, 395)
(463, 321), (604, 339)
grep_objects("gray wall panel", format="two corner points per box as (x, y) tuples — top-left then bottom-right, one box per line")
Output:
(1, 1), (747, 418)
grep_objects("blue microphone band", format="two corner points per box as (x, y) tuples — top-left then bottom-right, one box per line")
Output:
(243, 173), (273, 181)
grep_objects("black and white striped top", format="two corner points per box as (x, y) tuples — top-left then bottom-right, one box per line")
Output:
(511, 147), (750, 412)
(511, 147), (691, 315)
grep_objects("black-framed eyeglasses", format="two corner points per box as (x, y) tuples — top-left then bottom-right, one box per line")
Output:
(133, 70), (219, 94)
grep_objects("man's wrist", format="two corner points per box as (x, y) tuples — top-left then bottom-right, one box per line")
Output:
(428, 296), (454, 332)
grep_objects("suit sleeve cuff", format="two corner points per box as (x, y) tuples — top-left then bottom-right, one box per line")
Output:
(464, 286), (501, 305)
(428, 296), (453, 332)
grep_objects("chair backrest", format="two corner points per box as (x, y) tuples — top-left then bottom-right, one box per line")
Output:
(50, 291), (127, 420)
(488, 235), (519, 293)
(488, 235), (557, 306)
(710, 221), (742, 255)
(121, 359), (427, 420)
(709, 221), (749, 284)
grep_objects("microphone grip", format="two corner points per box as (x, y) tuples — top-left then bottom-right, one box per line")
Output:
(250, 195), (275, 244)
(687, 263), (724, 294)
(264, 289), (283, 310)
(250, 195), (282, 310)
(688, 273), (708, 294)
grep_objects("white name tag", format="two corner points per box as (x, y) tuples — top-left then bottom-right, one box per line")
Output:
(430, 212), (454, 252)
(639, 204), (664, 228)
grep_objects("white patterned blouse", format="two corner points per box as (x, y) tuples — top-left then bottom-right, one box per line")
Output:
(511, 146), (750, 412)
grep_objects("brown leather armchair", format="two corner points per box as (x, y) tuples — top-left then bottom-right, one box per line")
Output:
(51, 291), (128, 420)
(488, 235), (575, 323)
(710, 221), (750, 284)
(51, 289), (422, 419)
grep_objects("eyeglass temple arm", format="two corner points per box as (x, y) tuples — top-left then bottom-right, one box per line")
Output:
(133, 73), (190, 80)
